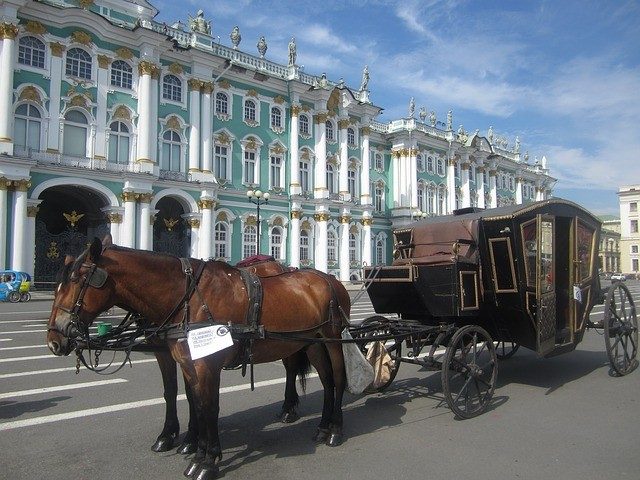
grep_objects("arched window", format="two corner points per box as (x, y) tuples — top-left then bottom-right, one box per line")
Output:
(327, 231), (337, 262)
(244, 99), (256, 122)
(347, 167), (357, 197)
(63, 110), (88, 157)
(161, 130), (182, 171)
(299, 158), (311, 193)
(270, 107), (282, 130)
(427, 156), (434, 173)
(375, 183), (384, 212)
(427, 185), (436, 214)
(417, 183), (425, 211)
(66, 48), (92, 79)
(243, 225), (257, 258)
(349, 233), (357, 263)
(162, 75), (182, 102)
(215, 92), (228, 115)
(18, 36), (45, 68)
(436, 158), (445, 176)
(325, 120), (334, 142)
(375, 153), (384, 171)
(326, 164), (336, 194)
(300, 230), (310, 261)
(417, 154), (424, 172)
(108, 121), (130, 164)
(375, 237), (385, 265)
(299, 114), (309, 135)
(214, 222), (229, 259)
(14, 103), (41, 151)
(110, 60), (133, 89)
(270, 226), (283, 260)
(347, 127), (355, 146)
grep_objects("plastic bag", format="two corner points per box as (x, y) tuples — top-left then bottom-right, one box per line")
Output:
(341, 329), (374, 394)
(365, 341), (393, 390)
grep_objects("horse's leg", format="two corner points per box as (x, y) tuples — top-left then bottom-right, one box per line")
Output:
(323, 341), (346, 447)
(176, 376), (199, 455)
(305, 344), (334, 443)
(280, 350), (311, 423)
(151, 349), (180, 452)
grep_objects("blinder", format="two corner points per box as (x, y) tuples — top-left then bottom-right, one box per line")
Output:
(88, 267), (108, 288)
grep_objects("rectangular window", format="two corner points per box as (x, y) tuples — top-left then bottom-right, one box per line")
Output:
(631, 220), (638, 233)
(214, 145), (228, 180)
(632, 245), (639, 254)
(633, 259), (639, 271)
(348, 170), (357, 197)
(270, 155), (282, 188)
(300, 161), (310, 193)
(488, 237), (518, 292)
(630, 202), (637, 213)
(244, 151), (256, 184)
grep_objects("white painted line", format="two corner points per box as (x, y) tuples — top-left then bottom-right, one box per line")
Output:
(0, 319), (48, 324)
(0, 358), (158, 379)
(0, 344), (47, 351)
(0, 339), (11, 342)
(0, 375), (318, 431)
(0, 378), (128, 400)
(0, 354), (61, 363)
(0, 329), (46, 334)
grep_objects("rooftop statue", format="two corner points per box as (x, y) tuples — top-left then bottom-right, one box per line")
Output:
(488, 125), (494, 143)
(419, 107), (427, 122)
(188, 9), (211, 35)
(230, 25), (241, 49)
(429, 110), (436, 127)
(409, 97), (415, 118)
(288, 37), (297, 66)
(359, 65), (370, 91)
(447, 110), (452, 131)
(257, 36), (268, 58)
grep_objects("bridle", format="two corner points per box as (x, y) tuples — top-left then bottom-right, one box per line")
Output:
(47, 261), (109, 341)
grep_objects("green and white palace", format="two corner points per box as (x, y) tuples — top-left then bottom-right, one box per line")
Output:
(0, 0), (555, 286)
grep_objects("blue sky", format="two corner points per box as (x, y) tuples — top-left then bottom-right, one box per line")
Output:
(153, 0), (640, 217)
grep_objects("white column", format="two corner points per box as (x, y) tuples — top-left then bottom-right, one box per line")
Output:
(447, 158), (456, 213)
(0, 23), (19, 155)
(150, 72), (158, 163)
(338, 118), (349, 201)
(138, 194), (153, 250)
(314, 113), (327, 199)
(314, 213), (328, 272)
(476, 167), (485, 209)
(0, 180), (8, 268)
(136, 62), (157, 163)
(11, 180), (29, 272)
(47, 43), (65, 152)
(392, 151), (400, 208)
(489, 171), (498, 208)
(461, 161), (470, 208)
(95, 56), (110, 159)
(104, 210), (122, 245)
(289, 105), (301, 195)
(410, 149), (418, 208)
(516, 175), (523, 205)
(121, 192), (136, 248)
(289, 210), (301, 268)
(339, 212), (350, 281)
(199, 198), (214, 259)
(362, 217), (372, 267)
(25, 204), (38, 278)
(187, 218), (200, 258)
(360, 127), (371, 206)
(201, 83), (213, 173)
(188, 79), (201, 173)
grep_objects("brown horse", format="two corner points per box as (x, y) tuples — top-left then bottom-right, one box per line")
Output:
(47, 236), (350, 480)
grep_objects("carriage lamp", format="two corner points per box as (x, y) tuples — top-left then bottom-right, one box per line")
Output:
(413, 209), (427, 221)
(246, 189), (270, 254)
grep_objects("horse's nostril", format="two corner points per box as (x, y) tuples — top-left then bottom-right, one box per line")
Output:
(48, 340), (60, 355)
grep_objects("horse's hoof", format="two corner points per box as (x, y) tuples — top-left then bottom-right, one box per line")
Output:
(151, 435), (175, 452)
(177, 441), (198, 455)
(312, 428), (329, 443)
(280, 410), (299, 424)
(183, 460), (200, 478)
(194, 465), (219, 480)
(326, 432), (343, 447)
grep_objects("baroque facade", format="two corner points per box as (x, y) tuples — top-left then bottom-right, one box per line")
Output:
(0, 0), (555, 286)
(618, 185), (640, 275)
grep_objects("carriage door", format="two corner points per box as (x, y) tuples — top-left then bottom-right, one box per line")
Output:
(537, 217), (556, 355)
(572, 219), (597, 333)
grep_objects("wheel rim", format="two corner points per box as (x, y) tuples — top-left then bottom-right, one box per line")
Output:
(494, 340), (519, 360)
(356, 316), (402, 393)
(442, 326), (497, 419)
(604, 282), (638, 376)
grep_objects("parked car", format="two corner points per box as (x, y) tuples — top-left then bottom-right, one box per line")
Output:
(611, 273), (626, 282)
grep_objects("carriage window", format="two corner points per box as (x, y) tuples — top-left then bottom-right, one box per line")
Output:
(488, 238), (517, 292)
(576, 221), (595, 281)
(540, 220), (554, 293)
(521, 219), (537, 288)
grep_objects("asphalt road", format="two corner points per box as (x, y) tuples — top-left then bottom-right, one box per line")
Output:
(0, 282), (639, 480)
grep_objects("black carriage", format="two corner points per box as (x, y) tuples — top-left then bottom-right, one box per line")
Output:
(361, 198), (638, 418)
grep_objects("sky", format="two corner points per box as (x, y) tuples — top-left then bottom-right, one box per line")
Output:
(152, 0), (640, 218)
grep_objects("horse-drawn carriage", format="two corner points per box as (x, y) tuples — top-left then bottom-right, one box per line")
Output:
(45, 198), (636, 479)
(360, 197), (637, 417)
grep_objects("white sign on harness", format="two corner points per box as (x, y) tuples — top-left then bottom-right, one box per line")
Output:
(187, 325), (234, 360)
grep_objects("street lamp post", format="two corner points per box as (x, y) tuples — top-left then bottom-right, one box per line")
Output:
(413, 209), (427, 221)
(246, 189), (270, 254)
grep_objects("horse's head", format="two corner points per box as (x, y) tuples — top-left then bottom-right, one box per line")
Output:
(47, 235), (114, 356)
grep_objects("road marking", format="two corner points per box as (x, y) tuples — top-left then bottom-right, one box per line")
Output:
(0, 358), (158, 379)
(0, 375), (317, 431)
(0, 339), (11, 342)
(0, 319), (49, 324)
(0, 344), (47, 351)
(0, 354), (64, 363)
(0, 379), (128, 400)
(0, 329), (46, 334)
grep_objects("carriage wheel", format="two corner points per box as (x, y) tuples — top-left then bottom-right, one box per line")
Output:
(604, 282), (638, 376)
(8, 291), (20, 303)
(494, 340), (519, 360)
(356, 316), (402, 393)
(20, 292), (31, 302)
(442, 325), (498, 419)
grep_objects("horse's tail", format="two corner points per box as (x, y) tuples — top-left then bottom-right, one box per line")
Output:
(293, 349), (312, 394)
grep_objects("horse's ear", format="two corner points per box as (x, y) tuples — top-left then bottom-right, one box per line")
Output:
(88, 237), (103, 262)
(102, 233), (113, 248)
(64, 255), (75, 266)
